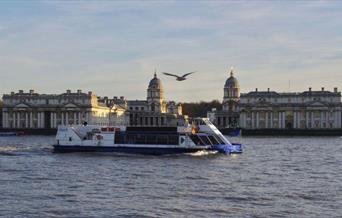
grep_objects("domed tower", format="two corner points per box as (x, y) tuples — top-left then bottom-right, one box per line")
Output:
(223, 68), (240, 111)
(147, 72), (166, 112)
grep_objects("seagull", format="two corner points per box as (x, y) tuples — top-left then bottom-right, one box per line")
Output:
(162, 71), (196, 81)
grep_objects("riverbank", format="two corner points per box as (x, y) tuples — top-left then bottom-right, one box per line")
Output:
(1, 128), (342, 136)
(221, 128), (342, 136)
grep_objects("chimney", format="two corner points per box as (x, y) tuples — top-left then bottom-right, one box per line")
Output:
(309, 87), (312, 92)
(77, 89), (82, 94)
(66, 89), (71, 94)
(321, 87), (324, 91)
(255, 88), (258, 92)
(334, 87), (338, 93)
(29, 89), (34, 94)
(11, 92), (14, 95)
(104, 96), (108, 100)
(19, 90), (23, 94)
(267, 88), (270, 92)
(120, 96), (124, 100)
(88, 91), (93, 95)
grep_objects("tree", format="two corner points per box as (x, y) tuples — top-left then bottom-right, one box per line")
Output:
(181, 100), (222, 118)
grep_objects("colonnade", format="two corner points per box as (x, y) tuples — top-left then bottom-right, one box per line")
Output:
(240, 110), (341, 129)
(1, 111), (91, 129)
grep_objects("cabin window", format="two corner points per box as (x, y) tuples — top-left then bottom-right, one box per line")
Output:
(190, 135), (203, 145)
(157, 135), (168, 144)
(135, 135), (145, 144)
(208, 135), (220, 145)
(198, 135), (212, 145)
(212, 135), (225, 144)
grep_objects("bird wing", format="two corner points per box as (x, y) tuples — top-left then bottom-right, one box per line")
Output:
(182, 71), (196, 78)
(162, 72), (179, 78)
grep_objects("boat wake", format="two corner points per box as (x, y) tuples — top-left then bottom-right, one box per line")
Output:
(0, 146), (19, 152)
(187, 150), (218, 157)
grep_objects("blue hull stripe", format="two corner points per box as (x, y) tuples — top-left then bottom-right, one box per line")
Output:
(53, 145), (207, 155)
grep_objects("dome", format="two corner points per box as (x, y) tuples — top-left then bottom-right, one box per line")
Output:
(148, 73), (163, 89)
(224, 69), (239, 88)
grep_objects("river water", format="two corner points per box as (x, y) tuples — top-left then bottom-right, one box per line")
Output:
(0, 136), (341, 217)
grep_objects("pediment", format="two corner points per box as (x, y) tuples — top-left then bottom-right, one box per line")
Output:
(63, 103), (78, 108)
(14, 103), (30, 108)
(308, 101), (326, 107)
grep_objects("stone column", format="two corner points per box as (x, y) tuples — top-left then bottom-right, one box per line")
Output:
(278, 112), (281, 129)
(256, 112), (259, 129)
(293, 112), (296, 129)
(270, 112), (273, 128)
(73, 112), (76, 125)
(41, 112), (45, 128)
(243, 113), (247, 128)
(61, 112), (64, 125)
(25, 113), (29, 128)
(66, 112), (69, 125)
(320, 111), (323, 128)
(29, 112), (33, 128)
(251, 112), (255, 129)
(17, 112), (21, 128)
(78, 112), (81, 125)
(305, 112), (309, 129)
(54, 113), (57, 128)
(334, 111), (340, 128)
(311, 112), (314, 129)
(2, 111), (6, 128)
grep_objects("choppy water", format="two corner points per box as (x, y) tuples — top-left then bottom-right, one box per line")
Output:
(0, 136), (341, 218)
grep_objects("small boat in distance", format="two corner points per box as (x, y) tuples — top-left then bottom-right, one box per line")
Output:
(0, 131), (25, 137)
(53, 118), (243, 155)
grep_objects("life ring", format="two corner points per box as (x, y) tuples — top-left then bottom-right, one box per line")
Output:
(96, 135), (103, 140)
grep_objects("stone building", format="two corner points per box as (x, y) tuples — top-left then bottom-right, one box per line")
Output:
(1, 73), (186, 129)
(123, 73), (186, 127)
(1, 90), (117, 129)
(239, 87), (342, 129)
(0, 99), (2, 128)
(207, 68), (240, 128)
(208, 69), (342, 129)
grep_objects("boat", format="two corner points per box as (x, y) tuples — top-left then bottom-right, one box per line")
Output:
(0, 131), (25, 136)
(53, 118), (243, 155)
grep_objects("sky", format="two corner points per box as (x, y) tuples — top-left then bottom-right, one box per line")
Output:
(0, 0), (341, 102)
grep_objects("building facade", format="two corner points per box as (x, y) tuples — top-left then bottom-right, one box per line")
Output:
(1, 90), (116, 129)
(207, 68), (240, 128)
(121, 73), (186, 127)
(0, 99), (2, 128)
(239, 87), (342, 129)
(208, 69), (342, 129)
(1, 73), (186, 129)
